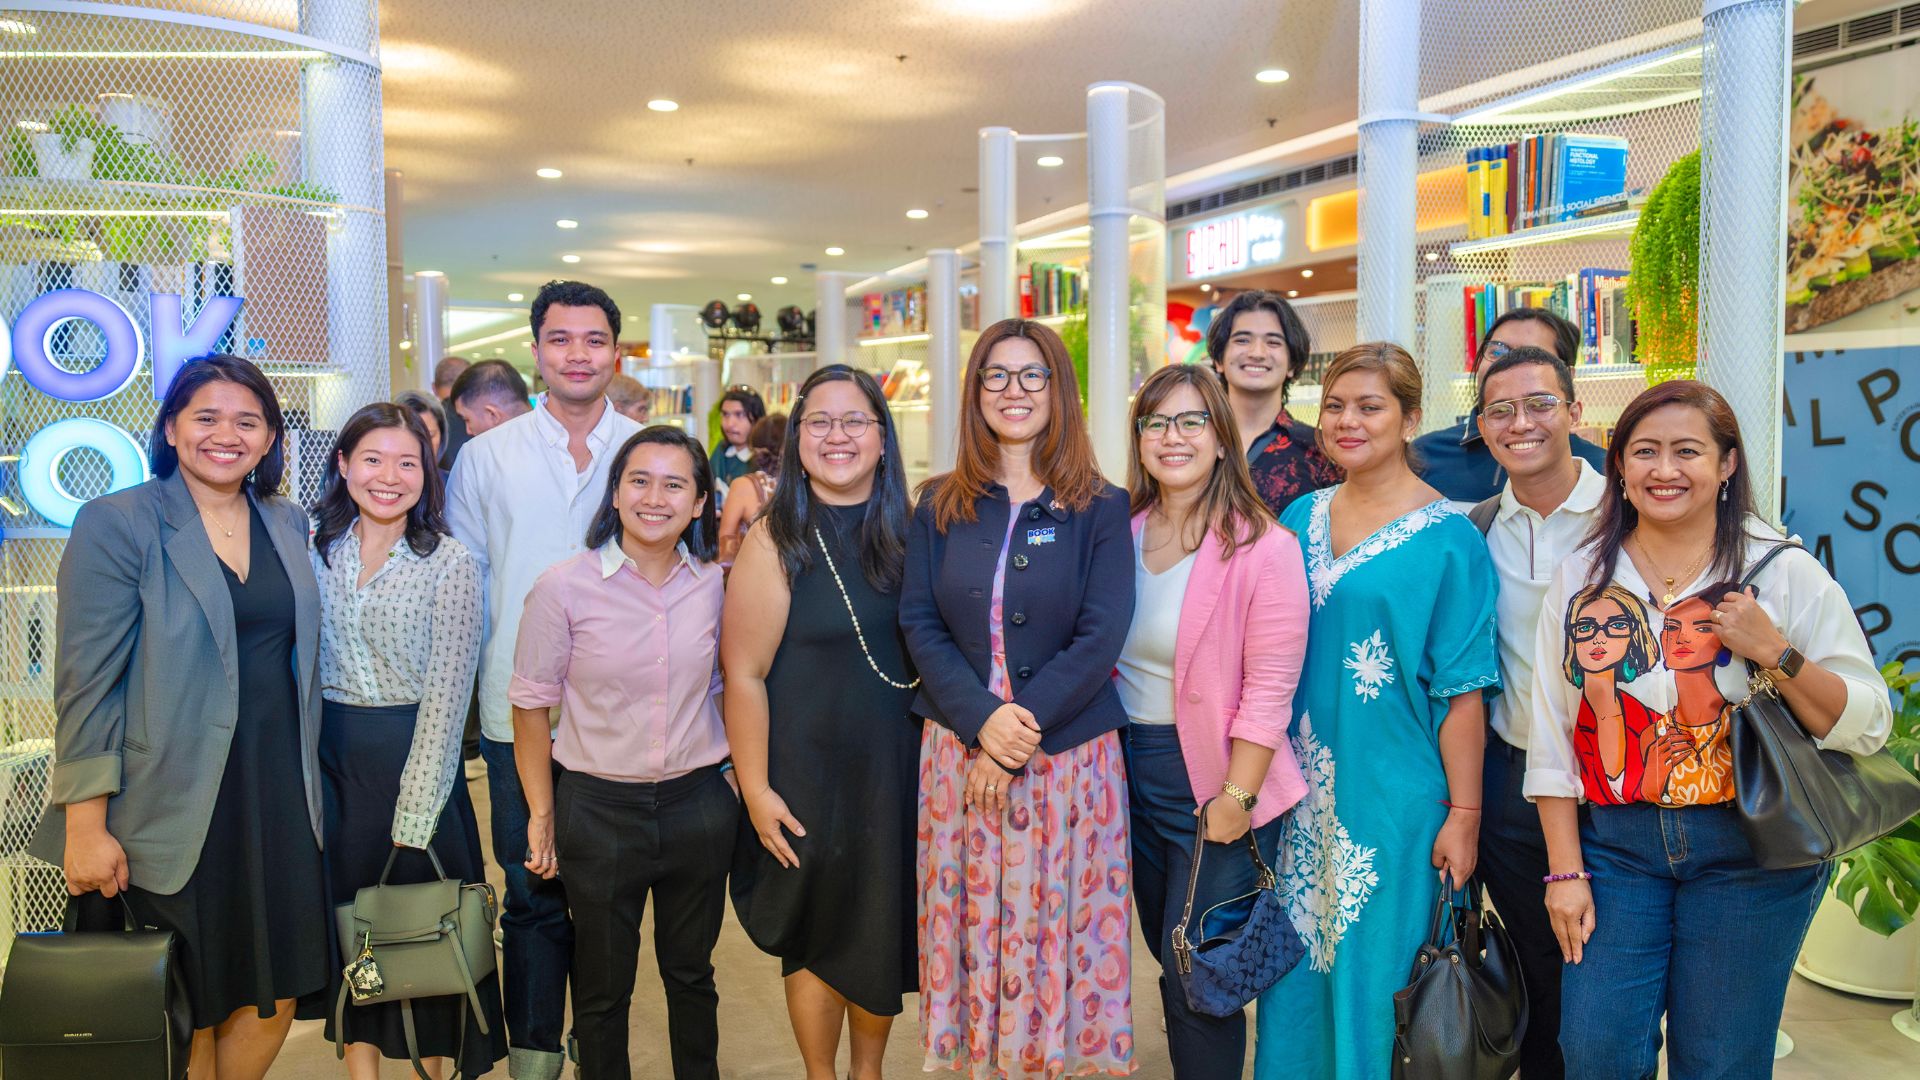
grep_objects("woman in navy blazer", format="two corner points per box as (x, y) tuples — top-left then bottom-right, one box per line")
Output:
(900, 318), (1136, 1077)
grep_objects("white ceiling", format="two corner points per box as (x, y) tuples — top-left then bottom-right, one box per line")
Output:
(381, 0), (1892, 332)
(380, 0), (1363, 321)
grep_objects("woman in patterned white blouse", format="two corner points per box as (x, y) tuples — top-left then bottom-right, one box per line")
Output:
(310, 403), (505, 1078)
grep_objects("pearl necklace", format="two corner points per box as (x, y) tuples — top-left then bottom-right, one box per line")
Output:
(814, 527), (920, 690)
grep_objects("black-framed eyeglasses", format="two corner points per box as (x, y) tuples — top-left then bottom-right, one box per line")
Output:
(1479, 393), (1568, 425)
(1136, 410), (1211, 438)
(1571, 615), (1636, 642)
(980, 365), (1051, 392)
(799, 412), (875, 438)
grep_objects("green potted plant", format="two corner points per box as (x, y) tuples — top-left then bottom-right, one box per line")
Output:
(1795, 662), (1920, 1000)
(1627, 149), (1700, 383)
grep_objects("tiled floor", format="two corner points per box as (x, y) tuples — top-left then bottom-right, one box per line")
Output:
(268, 769), (1920, 1078)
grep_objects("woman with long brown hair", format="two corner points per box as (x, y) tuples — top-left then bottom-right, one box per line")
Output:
(900, 318), (1136, 1077)
(1252, 343), (1499, 1080)
(1122, 363), (1311, 1077)
(1527, 380), (1889, 1079)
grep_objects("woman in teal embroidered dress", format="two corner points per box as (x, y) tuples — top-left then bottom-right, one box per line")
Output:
(1254, 343), (1499, 1080)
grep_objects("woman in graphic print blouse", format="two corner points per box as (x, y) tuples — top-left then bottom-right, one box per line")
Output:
(1525, 380), (1891, 1080)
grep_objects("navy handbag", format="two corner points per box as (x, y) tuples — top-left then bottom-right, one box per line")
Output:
(1169, 800), (1306, 1017)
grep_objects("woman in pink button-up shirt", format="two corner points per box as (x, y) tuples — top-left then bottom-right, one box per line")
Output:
(1120, 363), (1310, 1079)
(509, 426), (735, 1080)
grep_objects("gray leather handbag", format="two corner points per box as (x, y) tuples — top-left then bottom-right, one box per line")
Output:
(333, 846), (497, 1080)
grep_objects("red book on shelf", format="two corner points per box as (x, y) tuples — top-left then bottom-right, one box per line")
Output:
(1463, 285), (1480, 371)
(1019, 273), (1033, 318)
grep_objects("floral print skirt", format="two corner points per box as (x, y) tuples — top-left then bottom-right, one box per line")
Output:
(918, 722), (1136, 1078)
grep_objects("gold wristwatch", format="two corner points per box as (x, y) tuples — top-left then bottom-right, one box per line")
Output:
(1222, 781), (1257, 812)
(1763, 645), (1806, 682)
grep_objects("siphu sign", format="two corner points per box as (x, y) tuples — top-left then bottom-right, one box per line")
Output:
(3, 288), (244, 527)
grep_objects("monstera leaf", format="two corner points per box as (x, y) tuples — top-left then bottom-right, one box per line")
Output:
(1831, 662), (1920, 937)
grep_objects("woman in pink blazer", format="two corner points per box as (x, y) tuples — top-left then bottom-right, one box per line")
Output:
(1120, 362), (1310, 1078)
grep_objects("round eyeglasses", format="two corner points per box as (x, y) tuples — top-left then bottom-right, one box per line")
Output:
(979, 365), (1051, 392)
(1136, 410), (1210, 438)
(799, 413), (874, 438)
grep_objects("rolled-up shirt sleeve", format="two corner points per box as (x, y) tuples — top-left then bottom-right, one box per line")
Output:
(508, 569), (570, 710)
(391, 549), (485, 848)
(1226, 533), (1309, 750)
(1524, 563), (1584, 801)
(1776, 548), (1893, 757)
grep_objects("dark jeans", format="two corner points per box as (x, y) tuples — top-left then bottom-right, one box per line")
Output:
(1478, 736), (1564, 1079)
(1125, 722), (1282, 1080)
(479, 736), (573, 1074)
(556, 764), (737, 1080)
(1561, 802), (1829, 1080)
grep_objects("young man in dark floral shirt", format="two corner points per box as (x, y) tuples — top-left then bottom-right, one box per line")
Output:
(1207, 289), (1342, 515)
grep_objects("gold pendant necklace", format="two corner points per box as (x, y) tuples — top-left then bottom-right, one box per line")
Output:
(1632, 534), (1709, 607)
(201, 504), (240, 538)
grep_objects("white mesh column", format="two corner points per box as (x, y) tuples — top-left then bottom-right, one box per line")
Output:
(926, 249), (961, 474)
(978, 127), (1019, 325)
(1356, 0), (1421, 347)
(1087, 85), (1133, 476)
(413, 270), (448, 372)
(814, 271), (861, 367)
(1697, 0), (1790, 521)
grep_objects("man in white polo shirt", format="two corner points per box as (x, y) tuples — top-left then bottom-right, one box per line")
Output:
(1468, 344), (1607, 1080)
(447, 279), (642, 1079)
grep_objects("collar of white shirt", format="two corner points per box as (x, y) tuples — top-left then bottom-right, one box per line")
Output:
(723, 444), (752, 462)
(1496, 457), (1606, 522)
(531, 394), (620, 454)
(327, 522), (426, 567)
(598, 539), (710, 582)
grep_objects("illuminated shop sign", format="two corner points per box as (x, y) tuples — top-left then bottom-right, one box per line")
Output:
(1172, 200), (1301, 285)
(3, 288), (244, 527)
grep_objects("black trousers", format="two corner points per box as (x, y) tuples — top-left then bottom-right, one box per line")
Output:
(1478, 736), (1565, 1080)
(555, 765), (737, 1080)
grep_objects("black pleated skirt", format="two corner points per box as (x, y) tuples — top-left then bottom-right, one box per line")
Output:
(320, 700), (506, 1075)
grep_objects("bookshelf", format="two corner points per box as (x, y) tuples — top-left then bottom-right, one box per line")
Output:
(625, 356), (714, 436)
(1411, 25), (1704, 442)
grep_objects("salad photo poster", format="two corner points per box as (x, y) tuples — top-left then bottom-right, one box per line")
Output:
(1787, 45), (1920, 334)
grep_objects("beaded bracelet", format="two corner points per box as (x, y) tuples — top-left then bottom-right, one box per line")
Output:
(1542, 871), (1593, 884)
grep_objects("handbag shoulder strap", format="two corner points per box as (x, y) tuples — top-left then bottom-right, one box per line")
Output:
(1171, 801), (1276, 943)
(1738, 540), (1804, 591)
(378, 843), (450, 886)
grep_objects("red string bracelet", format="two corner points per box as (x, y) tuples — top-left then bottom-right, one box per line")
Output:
(1439, 800), (1480, 813)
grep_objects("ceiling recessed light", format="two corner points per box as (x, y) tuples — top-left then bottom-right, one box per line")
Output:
(1424, 251), (1440, 261)
(1287, 290), (1299, 298)
(646, 99), (680, 112)
(398, 340), (412, 350)
(1256, 68), (1290, 84)
(536, 167), (563, 179)
(507, 292), (524, 302)
(824, 246), (844, 256)
(626, 314), (637, 320)
(1198, 283), (1211, 292)
(737, 293), (752, 301)
(1037, 155), (1064, 168)
(771, 276), (788, 285)
(1300, 269), (1314, 278)
(561, 254), (581, 264)
(555, 218), (578, 229)
(905, 208), (929, 220)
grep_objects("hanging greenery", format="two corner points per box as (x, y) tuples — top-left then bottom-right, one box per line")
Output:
(1627, 150), (1700, 380)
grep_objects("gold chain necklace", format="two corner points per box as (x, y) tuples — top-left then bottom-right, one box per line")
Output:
(814, 528), (919, 690)
(200, 503), (241, 539)
(1632, 533), (1710, 607)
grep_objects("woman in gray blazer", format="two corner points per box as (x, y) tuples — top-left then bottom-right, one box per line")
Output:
(31, 354), (330, 1080)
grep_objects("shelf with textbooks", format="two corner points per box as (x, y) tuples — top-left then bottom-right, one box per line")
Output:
(723, 352), (819, 416)
(1448, 208), (1641, 258)
(626, 356), (713, 434)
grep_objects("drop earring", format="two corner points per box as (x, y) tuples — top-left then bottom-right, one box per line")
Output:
(1719, 480), (1728, 502)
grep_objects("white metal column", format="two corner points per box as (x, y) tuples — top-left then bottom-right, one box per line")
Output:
(1087, 85), (1133, 476)
(926, 249), (961, 474)
(814, 271), (861, 367)
(978, 126), (1019, 326)
(1355, 0), (1421, 347)
(1697, 0), (1791, 521)
(413, 269), (448, 372)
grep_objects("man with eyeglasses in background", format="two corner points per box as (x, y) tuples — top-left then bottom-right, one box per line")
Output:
(1411, 307), (1607, 506)
(1463, 342), (1608, 1080)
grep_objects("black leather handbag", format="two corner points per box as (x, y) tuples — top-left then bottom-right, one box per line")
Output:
(1391, 880), (1526, 1080)
(1728, 543), (1920, 869)
(1168, 800), (1305, 1017)
(0, 896), (192, 1079)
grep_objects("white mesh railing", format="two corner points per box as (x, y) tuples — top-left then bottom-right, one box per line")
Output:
(0, 1), (387, 951)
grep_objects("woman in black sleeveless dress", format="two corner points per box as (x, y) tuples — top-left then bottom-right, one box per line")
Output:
(724, 366), (918, 1080)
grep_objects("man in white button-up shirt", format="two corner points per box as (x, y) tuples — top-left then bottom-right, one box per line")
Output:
(447, 280), (642, 1080)
(1466, 345), (1605, 1080)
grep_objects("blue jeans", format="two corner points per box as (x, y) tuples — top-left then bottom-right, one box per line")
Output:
(1560, 802), (1828, 1080)
(480, 736), (574, 1076)
(1125, 722), (1282, 1080)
